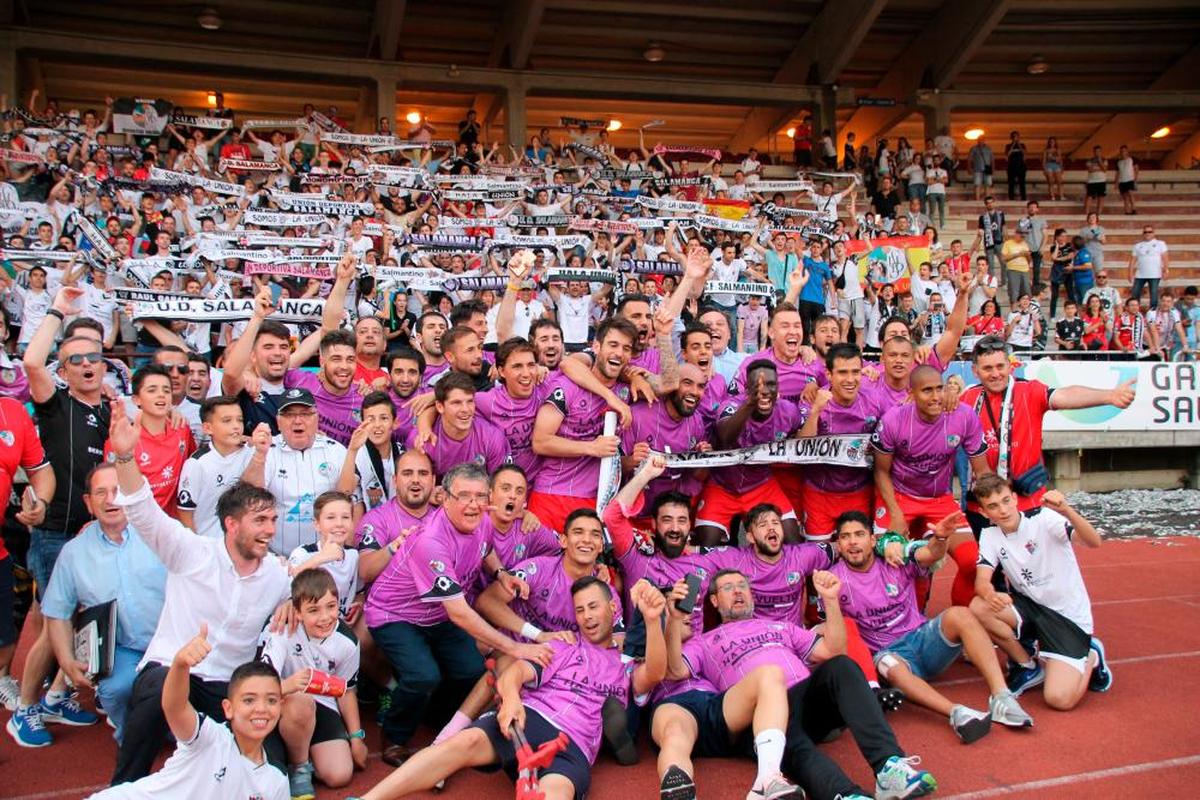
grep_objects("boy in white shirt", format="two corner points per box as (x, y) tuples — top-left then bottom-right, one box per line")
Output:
(970, 475), (1112, 713)
(176, 396), (255, 537)
(258, 568), (365, 799)
(1004, 293), (1040, 349)
(287, 491), (361, 620)
(87, 631), (288, 800)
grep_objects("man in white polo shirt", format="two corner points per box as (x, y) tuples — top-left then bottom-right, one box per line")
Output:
(106, 401), (291, 785)
(1128, 225), (1169, 310)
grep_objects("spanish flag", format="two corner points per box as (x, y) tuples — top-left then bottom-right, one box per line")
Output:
(703, 198), (751, 221)
(845, 236), (931, 296)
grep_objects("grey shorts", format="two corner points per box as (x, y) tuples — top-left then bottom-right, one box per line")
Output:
(837, 298), (866, 328)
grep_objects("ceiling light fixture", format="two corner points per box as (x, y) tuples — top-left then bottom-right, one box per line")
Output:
(1150, 126), (1171, 139)
(197, 6), (222, 30)
(964, 128), (985, 141)
(406, 110), (422, 125)
(1026, 54), (1049, 75)
(785, 127), (796, 139)
(643, 42), (666, 63)
(206, 91), (219, 108)
(607, 119), (622, 132)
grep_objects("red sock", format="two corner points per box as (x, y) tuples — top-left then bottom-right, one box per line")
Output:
(949, 539), (980, 607)
(841, 618), (879, 684)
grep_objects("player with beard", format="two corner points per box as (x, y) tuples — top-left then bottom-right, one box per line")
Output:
(872, 366), (991, 609)
(284, 329), (366, 448)
(796, 344), (887, 541)
(694, 360), (802, 547)
(475, 338), (550, 477)
(353, 315), (389, 390)
(349, 578), (668, 800)
(953, 336), (1135, 594)
(830, 510), (1032, 744)
(384, 348), (424, 444)
(179, 353), (212, 444)
(222, 258), (353, 435)
(448, 299), (495, 367)
(679, 323), (728, 426)
(407, 372), (508, 479)
(427, 326), (492, 392)
(530, 318), (637, 533)
(620, 363), (712, 515)
(530, 318), (565, 371)
(414, 312), (450, 389)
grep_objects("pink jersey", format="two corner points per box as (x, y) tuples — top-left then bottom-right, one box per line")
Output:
(862, 374), (909, 412)
(522, 638), (635, 764)
(798, 390), (886, 493)
(483, 515), (562, 568)
(533, 375), (630, 498)
(697, 371), (729, 427)
(621, 400), (709, 509)
(475, 382), (551, 478)
(363, 507), (492, 628)
(713, 399), (803, 494)
(406, 416), (509, 479)
(388, 389), (418, 446)
(420, 360), (451, 390)
(730, 349), (827, 403)
(681, 618), (820, 691)
(871, 403), (986, 497)
(828, 558), (929, 652)
(510, 555), (624, 639)
(736, 543), (833, 626)
(285, 369), (364, 446)
(354, 499), (431, 550)
(630, 345), (661, 374)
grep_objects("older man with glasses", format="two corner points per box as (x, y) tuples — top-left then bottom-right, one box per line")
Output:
(364, 462), (553, 767)
(1083, 270), (1121, 315)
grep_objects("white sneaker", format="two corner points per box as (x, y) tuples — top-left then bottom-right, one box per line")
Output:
(0, 675), (19, 711)
(747, 774), (805, 800)
(989, 690), (1034, 728)
(949, 704), (992, 743)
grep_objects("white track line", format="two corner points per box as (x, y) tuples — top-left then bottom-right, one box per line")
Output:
(938, 753), (1200, 799)
(1093, 593), (1200, 605)
(935, 649), (1200, 687)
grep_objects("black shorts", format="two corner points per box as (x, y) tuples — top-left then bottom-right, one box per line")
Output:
(0, 555), (15, 648)
(313, 701), (349, 745)
(473, 708), (592, 798)
(654, 689), (750, 759)
(1085, 182), (1107, 198)
(1119, 180), (1137, 194)
(1011, 591), (1091, 665)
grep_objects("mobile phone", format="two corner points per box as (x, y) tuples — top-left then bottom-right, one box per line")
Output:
(677, 573), (703, 614)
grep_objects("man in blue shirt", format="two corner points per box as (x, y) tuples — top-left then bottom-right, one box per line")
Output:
(800, 240), (833, 336)
(41, 463), (167, 745)
(1070, 234), (1095, 304)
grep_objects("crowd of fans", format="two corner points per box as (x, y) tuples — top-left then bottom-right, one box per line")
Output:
(0, 91), (1167, 800)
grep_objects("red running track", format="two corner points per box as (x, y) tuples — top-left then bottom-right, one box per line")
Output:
(3, 537), (1199, 799)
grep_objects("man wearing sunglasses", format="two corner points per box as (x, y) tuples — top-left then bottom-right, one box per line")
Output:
(10, 286), (112, 744)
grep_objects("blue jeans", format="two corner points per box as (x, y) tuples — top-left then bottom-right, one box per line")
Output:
(98, 646), (144, 744)
(28, 528), (71, 602)
(954, 448), (971, 510)
(1132, 278), (1160, 310)
(369, 619), (484, 745)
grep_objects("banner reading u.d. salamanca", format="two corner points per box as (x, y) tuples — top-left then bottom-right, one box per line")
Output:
(946, 359), (1198, 432)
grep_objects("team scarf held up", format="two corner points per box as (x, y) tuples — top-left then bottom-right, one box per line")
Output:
(660, 434), (871, 469)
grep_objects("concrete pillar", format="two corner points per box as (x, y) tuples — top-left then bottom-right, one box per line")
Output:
(921, 98), (951, 142)
(0, 32), (16, 104)
(817, 86), (838, 157)
(504, 82), (526, 152)
(374, 75), (396, 135)
(1049, 449), (1082, 494)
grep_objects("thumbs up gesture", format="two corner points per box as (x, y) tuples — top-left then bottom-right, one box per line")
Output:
(173, 623), (213, 669)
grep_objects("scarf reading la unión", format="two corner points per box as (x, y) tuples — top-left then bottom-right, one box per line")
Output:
(660, 434), (870, 469)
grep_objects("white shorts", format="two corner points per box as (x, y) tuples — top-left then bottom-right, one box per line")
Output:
(837, 298), (866, 328)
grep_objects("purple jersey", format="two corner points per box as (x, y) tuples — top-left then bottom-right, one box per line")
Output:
(363, 507), (492, 628)
(862, 374), (909, 412)
(354, 500), (431, 550)
(475, 382), (551, 479)
(737, 543), (833, 626)
(697, 371), (728, 427)
(510, 555), (624, 639)
(522, 638), (635, 764)
(616, 544), (741, 635)
(407, 416), (510, 479)
(533, 375), (630, 498)
(648, 674), (720, 706)
(828, 558), (929, 652)
(798, 391), (885, 493)
(420, 360), (451, 390)
(712, 399), (802, 494)
(871, 403), (986, 497)
(621, 401), (709, 509)
(285, 369), (363, 446)
(729, 349), (827, 403)
(630, 345), (661, 374)
(483, 515), (562, 569)
(681, 618), (820, 691)
(388, 389), (418, 446)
